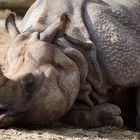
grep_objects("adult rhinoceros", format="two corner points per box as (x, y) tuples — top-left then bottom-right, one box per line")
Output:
(0, 0), (139, 129)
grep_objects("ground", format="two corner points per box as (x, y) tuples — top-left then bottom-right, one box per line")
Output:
(0, 125), (140, 140)
(0, 11), (139, 140)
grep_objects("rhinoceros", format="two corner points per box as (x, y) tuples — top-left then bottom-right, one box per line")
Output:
(0, 0), (140, 129)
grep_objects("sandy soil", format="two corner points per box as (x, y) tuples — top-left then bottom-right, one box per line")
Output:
(0, 13), (139, 140)
(0, 124), (140, 140)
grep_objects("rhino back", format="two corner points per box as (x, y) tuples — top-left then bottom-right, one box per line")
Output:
(84, 0), (140, 87)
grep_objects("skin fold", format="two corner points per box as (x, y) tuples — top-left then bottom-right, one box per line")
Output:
(0, 0), (139, 129)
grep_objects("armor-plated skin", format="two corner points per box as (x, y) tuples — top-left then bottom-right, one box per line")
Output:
(0, 0), (139, 129)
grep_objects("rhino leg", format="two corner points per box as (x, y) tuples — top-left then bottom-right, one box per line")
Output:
(61, 102), (123, 128)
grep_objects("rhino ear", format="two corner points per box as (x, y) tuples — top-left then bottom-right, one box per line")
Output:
(40, 12), (70, 43)
(5, 13), (20, 40)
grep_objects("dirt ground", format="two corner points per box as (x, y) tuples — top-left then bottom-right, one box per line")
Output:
(0, 12), (140, 140)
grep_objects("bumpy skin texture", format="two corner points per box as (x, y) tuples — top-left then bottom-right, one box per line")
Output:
(85, 0), (140, 87)
(20, 0), (140, 128)
(0, 0), (139, 129)
(21, 0), (140, 90)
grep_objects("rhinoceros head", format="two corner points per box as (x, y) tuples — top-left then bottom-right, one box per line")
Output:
(0, 13), (81, 127)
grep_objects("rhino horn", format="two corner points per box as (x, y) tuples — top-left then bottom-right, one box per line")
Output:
(40, 12), (70, 43)
(5, 12), (20, 40)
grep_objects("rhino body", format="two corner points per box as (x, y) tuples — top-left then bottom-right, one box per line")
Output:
(21, 0), (140, 89)
(0, 0), (140, 129)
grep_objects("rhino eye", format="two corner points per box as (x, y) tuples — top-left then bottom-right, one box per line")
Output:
(22, 73), (36, 93)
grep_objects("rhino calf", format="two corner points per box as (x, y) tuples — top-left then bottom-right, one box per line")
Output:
(0, 0), (139, 129)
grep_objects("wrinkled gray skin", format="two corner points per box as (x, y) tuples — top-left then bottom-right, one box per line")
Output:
(0, 0), (139, 129)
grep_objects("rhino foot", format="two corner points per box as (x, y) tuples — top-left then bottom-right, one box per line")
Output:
(61, 103), (123, 128)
